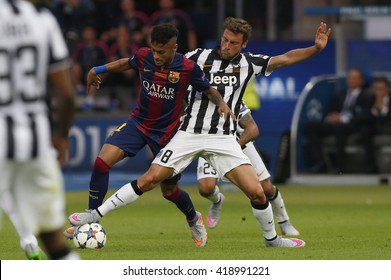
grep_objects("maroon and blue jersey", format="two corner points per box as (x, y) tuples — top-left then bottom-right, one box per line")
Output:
(127, 47), (211, 145)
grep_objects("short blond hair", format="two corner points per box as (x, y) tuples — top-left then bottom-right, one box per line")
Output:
(223, 17), (252, 42)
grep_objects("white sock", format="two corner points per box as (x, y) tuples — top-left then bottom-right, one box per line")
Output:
(252, 203), (277, 240)
(1, 189), (38, 250)
(206, 185), (220, 204)
(59, 251), (81, 260)
(270, 189), (290, 223)
(20, 234), (39, 251)
(97, 182), (141, 216)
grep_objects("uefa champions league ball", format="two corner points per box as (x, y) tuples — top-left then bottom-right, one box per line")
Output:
(73, 223), (107, 249)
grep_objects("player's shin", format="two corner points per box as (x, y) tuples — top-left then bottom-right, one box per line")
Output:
(97, 180), (143, 216)
(164, 187), (197, 221)
(251, 200), (278, 240)
(88, 157), (110, 209)
(269, 187), (290, 223)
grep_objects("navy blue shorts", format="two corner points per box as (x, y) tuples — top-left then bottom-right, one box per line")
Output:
(105, 119), (181, 185)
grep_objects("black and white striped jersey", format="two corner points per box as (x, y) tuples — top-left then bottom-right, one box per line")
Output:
(180, 47), (271, 135)
(0, 0), (70, 161)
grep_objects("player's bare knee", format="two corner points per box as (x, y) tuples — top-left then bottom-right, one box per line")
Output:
(160, 183), (177, 197)
(147, 173), (162, 186)
(94, 157), (111, 172)
(138, 172), (161, 192)
(198, 183), (214, 198)
(261, 178), (275, 198)
(247, 187), (266, 204)
(199, 189), (212, 198)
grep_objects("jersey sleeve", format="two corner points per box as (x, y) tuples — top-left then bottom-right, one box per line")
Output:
(238, 102), (251, 121)
(189, 62), (211, 92)
(184, 48), (202, 60)
(128, 47), (150, 70)
(246, 52), (272, 77)
(128, 50), (139, 70)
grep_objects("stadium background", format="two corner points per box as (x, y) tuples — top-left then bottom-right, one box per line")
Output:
(60, 0), (391, 189)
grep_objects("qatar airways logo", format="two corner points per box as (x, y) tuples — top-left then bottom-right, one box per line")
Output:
(142, 81), (175, 100)
(209, 73), (239, 87)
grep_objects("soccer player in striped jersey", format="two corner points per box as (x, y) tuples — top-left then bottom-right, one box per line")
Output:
(197, 102), (300, 235)
(69, 18), (330, 248)
(0, 0), (79, 259)
(65, 23), (234, 247)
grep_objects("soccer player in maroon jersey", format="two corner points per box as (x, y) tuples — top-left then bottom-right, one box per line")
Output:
(65, 23), (234, 247)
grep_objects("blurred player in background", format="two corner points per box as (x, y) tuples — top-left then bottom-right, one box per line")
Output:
(197, 102), (300, 235)
(65, 23), (233, 247)
(0, 0), (79, 260)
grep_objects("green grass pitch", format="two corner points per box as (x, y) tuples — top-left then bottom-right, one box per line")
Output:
(1, 184), (391, 260)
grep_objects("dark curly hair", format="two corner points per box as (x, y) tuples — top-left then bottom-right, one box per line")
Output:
(150, 23), (179, 45)
(223, 17), (252, 42)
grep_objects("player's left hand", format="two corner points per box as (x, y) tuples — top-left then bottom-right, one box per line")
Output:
(314, 22), (331, 51)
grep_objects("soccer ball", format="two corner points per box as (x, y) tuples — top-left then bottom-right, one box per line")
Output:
(73, 223), (107, 249)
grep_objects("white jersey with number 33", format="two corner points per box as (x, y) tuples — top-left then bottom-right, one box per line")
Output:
(0, 0), (69, 161)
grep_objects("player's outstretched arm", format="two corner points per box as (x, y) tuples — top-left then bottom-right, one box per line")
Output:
(267, 22), (331, 72)
(87, 58), (132, 93)
(204, 87), (236, 121)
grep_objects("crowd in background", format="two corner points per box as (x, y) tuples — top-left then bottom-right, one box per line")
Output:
(305, 69), (391, 174)
(32, 0), (202, 111)
(32, 0), (390, 112)
(32, 0), (315, 111)
(30, 0), (391, 175)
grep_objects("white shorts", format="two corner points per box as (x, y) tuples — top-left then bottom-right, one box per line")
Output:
(0, 148), (66, 235)
(153, 131), (252, 179)
(197, 141), (270, 181)
(243, 141), (270, 181)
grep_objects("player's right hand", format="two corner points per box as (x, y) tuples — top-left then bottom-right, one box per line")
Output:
(87, 69), (102, 93)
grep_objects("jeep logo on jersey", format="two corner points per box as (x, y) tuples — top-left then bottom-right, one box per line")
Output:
(209, 73), (239, 87)
(142, 81), (175, 100)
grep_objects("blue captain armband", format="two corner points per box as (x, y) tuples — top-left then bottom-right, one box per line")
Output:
(93, 65), (107, 74)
